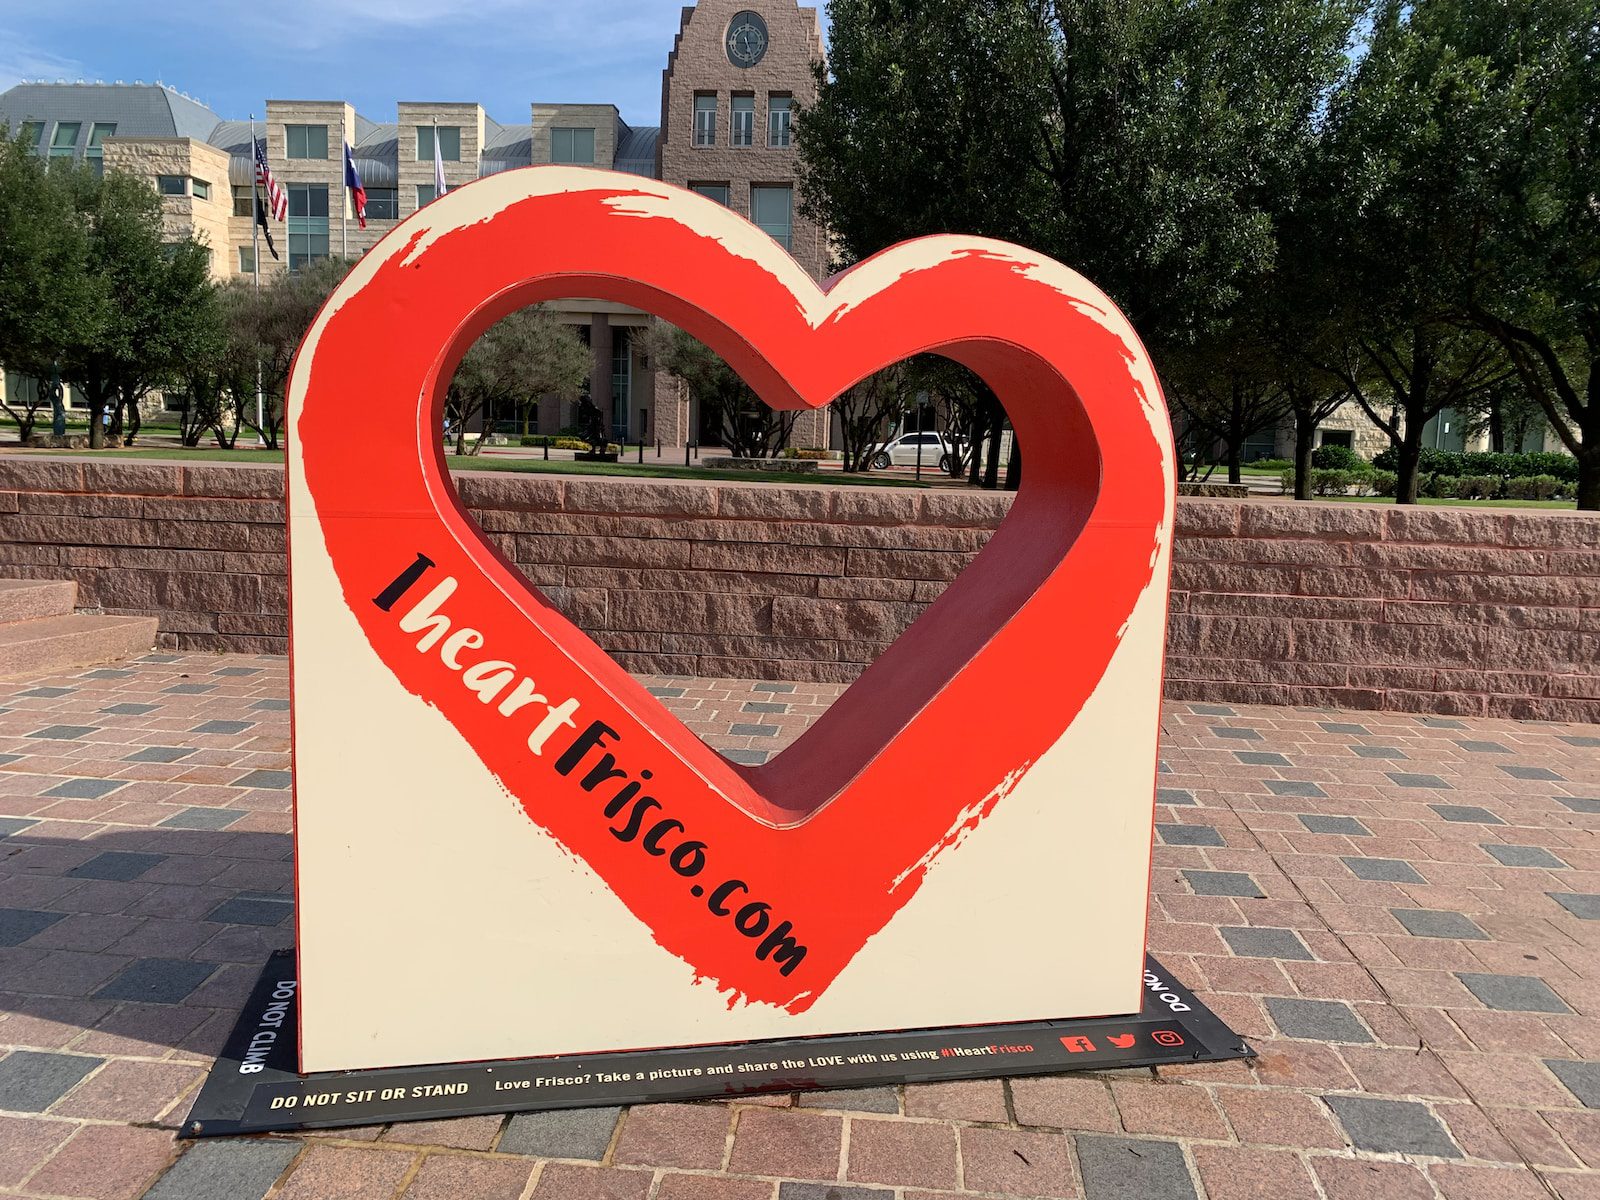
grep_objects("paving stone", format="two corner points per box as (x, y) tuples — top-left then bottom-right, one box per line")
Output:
(102, 702), (157, 715)
(845, 1117), (958, 1189)
(1320, 722), (1369, 735)
(754, 682), (795, 693)
(271, 1144), (415, 1200)
(0, 907), (67, 946)
(498, 1105), (621, 1158)
(1299, 814), (1370, 836)
(1265, 780), (1328, 798)
(1483, 844), (1566, 869)
(742, 701), (788, 713)
(1419, 717), (1467, 729)
(1456, 973), (1571, 1014)
(728, 1109), (843, 1181)
(960, 1126), (1077, 1198)
(796, 1086), (899, 1112)
(1556, 797), (1600, 814)
(1351, 745), (1407, 759)
(778, 1186), (890, 1200)
(26, 1123), (176, 1198)
(0, 816), (39, 838)
(1236, 751), (1291, 766)
(159, 807), (246, 830)
(206, 897), (291, 926)
(1264, 997), (1372, 1043)
(1212, 726), (1263, 741)
(192, 719), (252, 734)
(612, 1104), (729, 1169)
(251, 699), (290, 711)
(22, 685), (78, 698)
(95, 957), (217, 1004)
(1500, 764), (1564, 781)
(1390, 773), (1453, 789)
(0, 1050), (102, 1112)
(729, 723), (779, 737)
(213, 666), (261, 676)
(1545, 1060), (1600, 1109)
(43, 776), (128, 799)
(80, 669), (133, 679)
(70, 851), (165, 881)
(1391, 909), (1487, 940)
(648, 686), (686, 697)
(1342, 856), (1425, 884)
(165, 684), (216, 695)
(1550, 893), (1600, 920)
(1183, 870), (1263, 898)
(233, 769), (292, 789)
(1457, 741), (1510, 754)
(724, 749), (769, 765)
(139, 654), (180, 662)
(124, 747), (195, 763)
(1221, 926), (1314, 961)
(145, 1139), (302, 1200)
(1324, 1095), (1462, 1158)
(1077, 1135), (1196, 1200)
(1191, 704), (1235, 716)
(1158, 788), (1196, 806)
(402, 1156), (534, 1200)
(1558, 735), (1600, 748)
(1158, 823), (1225, 847)
(0, 752), (17, 765)
(1430, 804), (1505, 823)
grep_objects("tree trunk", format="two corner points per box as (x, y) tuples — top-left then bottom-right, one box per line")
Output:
(1293, 409), (1316, 501)
(1578, 447), (1600, 511)
(982, 419), (1003, 489)
(1395, 418), (1426, 504)
(1004, 437), (1022, 491)
(1225, 434), (1243, 485)
(1488, 400), (1504, 453)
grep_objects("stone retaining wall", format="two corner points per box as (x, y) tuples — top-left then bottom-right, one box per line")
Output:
(0, 457), (1595, 721)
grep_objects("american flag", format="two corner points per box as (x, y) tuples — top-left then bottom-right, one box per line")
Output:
(254, 137), (287, 222)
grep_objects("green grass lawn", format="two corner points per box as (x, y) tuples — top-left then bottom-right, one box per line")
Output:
(1316, 494), (1577, 509)
(13, 444), (928, 488)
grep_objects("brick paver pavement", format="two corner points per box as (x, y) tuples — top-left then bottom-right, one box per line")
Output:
(0, 653), (1596, 1198)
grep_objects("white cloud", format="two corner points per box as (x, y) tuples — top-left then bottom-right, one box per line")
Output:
(0, 33), (85, 90)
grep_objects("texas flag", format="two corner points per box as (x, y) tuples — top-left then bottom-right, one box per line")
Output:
(343, 142), (367, 229)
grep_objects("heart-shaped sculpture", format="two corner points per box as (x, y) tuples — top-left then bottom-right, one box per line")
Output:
(287, 167), (1175, 1072)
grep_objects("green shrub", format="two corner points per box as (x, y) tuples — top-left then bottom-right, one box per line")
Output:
(1248, 457), (1293, 471)
(1454, 475), (1502, 500)
(1310, 468), (1352, 496)
(1372, 470), (1398, 497)
(1423, 473), (1461, 498)
(1278, 469), (1296, 494)
(519, 435), (544, 447)
(1371, 446), (1579, 483)
(783, 447), (832, 460)
(1312, 444), (1368, 472)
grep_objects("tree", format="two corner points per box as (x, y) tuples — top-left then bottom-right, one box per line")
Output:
(444, 307), (590, 456)
(1164, 319), (1292, 484)
(235, 257), (351, 449)
(0, 133), (97, 440)
(1313, 0), (1521, 502)
(645, 324), (794, 458)
(834, 364), (909, 472)
(179, 282), (256, 448)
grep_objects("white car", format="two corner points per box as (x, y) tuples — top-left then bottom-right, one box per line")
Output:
(871, 431), (955, 471)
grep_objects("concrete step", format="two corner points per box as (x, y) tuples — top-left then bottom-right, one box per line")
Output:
(0, 612), (158, 680)
(0, 579), (78, 624)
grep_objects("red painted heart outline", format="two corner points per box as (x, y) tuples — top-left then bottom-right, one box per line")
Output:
(289, 167), (1175, 1014)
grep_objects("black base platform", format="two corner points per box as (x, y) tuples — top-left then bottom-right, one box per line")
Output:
(180, 950), (1251, 1137)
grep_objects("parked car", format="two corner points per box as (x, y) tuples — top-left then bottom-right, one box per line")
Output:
(871, 431), (955, 471)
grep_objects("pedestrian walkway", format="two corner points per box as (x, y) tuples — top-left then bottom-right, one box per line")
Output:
(0, 653), (1595, 1199)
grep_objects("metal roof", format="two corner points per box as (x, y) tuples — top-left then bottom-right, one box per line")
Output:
(0, 81), (222, 160)
(614, 120), (659, 177)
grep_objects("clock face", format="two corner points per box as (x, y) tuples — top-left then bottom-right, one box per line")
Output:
(726, 11), (769, 68)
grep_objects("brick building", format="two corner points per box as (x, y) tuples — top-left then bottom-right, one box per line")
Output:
(0, 0), (830, 450)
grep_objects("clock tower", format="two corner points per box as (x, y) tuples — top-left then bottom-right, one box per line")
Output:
(656, 0), (829, 448)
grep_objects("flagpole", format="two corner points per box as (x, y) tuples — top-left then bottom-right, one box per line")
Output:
(251, 114), (264, 448)
(341, 114), (348, 259)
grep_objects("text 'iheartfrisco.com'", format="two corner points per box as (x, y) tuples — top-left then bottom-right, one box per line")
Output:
(371, 553), (809, 980)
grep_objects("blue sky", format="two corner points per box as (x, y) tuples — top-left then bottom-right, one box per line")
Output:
(0, 1), (803, 127)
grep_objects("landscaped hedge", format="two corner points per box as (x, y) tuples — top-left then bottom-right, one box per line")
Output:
(1371, 447), (1579, 482)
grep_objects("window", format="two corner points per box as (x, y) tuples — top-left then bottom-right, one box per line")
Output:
(191, 178), (211, 201)
(691, 183), (730, 206)
(285, 124), (328, 159)
(731, 95), (755, 147)
(19, 121), (43, 151)
(365, 188), (399, 220)
(693, 94), (717, 147)
(287, 183), (329, 270)
(238, 245), (257, 274)
(84, 122), (115, 175)
(1319, 429), (1354, 450)
(417, 125), (461, 161)
(751, 184), (793, 250)
(157, 175), (188, 196)
(416, 183), (437, 208)
(551, 126), (595, 164)
(50, 121), (81, 158)
(767, 96), (792, 148)
(233, 184), (255, 217)
(162, 391), (188, 414)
